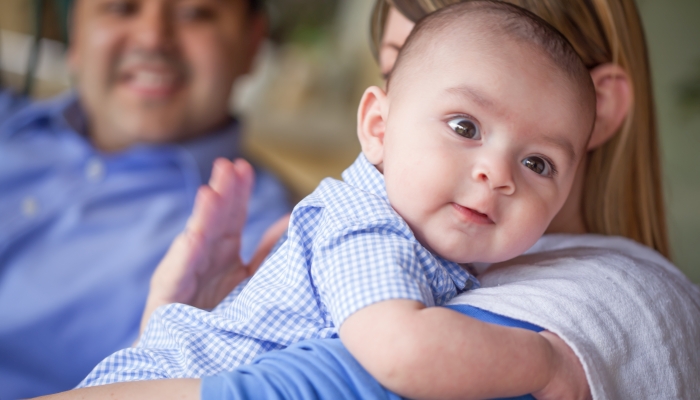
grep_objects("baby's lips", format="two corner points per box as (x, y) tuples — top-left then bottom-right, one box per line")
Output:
(452, 202), (494, 225)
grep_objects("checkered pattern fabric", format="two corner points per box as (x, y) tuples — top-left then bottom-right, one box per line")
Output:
(79, 154), (478, 386)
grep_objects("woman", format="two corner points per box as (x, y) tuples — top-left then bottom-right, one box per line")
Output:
(41, 0), (699, 399)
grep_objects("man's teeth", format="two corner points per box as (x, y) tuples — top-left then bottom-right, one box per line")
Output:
(131, 71), (176, 88)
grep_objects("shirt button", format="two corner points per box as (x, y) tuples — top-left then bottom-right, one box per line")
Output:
(464, 280), (475, 290)
(85, 157), (105, 182)
(22, 196), (39, 217)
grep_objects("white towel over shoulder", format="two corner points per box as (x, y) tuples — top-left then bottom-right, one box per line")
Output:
(448, 234), (700, 400)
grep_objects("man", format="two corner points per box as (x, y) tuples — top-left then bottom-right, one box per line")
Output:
(0, 0), (289, 398)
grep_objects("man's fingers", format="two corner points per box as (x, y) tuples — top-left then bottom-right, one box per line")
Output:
(225, 159), (255, 231)
(246, 214), (291, 275)
(209, 158), (254, 201)
(232, 158), (255, 198)
(149, 228), (206, 305)
(185, 185), (221, 238)
(139, 229), (205, 339)
(209, 158), (255, 235)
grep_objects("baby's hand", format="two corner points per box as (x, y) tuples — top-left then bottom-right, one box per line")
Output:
(533, 331), (592, 400)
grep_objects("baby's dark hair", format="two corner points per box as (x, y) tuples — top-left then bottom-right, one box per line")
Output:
(389, 0), (595, 118)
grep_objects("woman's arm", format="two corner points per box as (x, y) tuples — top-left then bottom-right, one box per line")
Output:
(340, 299), (590, 400)
(35, 308), (587, 400)
(34, 379), (201, 400)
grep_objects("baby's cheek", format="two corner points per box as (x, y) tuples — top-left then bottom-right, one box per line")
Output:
(385, 174), (426, 226)
(506, 201), (551, 252)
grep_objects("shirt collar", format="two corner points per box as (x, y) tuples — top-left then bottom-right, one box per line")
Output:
(175, 119), (242, 184)
(341, 153), (388, 201)
(0, 91), (78, 137)
(3, 91), (242, 184)
(60, 93), (88, 136)
(342, 153), (479, 291)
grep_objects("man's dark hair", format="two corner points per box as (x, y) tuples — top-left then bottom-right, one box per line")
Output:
(248, 0), (264, 13)
(67, 0), (265, 14)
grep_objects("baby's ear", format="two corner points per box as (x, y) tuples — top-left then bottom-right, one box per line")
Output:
(357, 86), (389, 165)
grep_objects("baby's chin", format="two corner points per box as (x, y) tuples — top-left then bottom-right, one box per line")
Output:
(427, 236), (538, 265)
(423, 239), (487, 264)
(413, 219), (546, 264)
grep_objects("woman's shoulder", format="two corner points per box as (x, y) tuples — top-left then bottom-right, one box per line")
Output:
(449, 233), (700, 400)
(512, 233), (692, 286)
(524, 233), (670, 266)
(480, 233), (698, 303)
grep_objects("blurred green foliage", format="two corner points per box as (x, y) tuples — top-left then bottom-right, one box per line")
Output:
(265, 0), (342, 45)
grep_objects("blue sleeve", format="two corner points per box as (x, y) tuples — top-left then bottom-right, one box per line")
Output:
(201, 339), (401, 400)
(0, 89), (29, 127)
(202, 306), (539, 400)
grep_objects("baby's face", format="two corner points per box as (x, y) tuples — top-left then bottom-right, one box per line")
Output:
(377, 35), (592, 263)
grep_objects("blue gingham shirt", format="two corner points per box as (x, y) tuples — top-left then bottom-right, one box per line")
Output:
(80, 154), (479, 386)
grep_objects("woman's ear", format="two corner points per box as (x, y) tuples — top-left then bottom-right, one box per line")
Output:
(357, 86), (389, 165)
(587, 63), (632, 150)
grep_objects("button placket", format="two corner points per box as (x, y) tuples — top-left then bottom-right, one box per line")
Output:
(85, 157), (105, 183)
(21, 196), (39, 217)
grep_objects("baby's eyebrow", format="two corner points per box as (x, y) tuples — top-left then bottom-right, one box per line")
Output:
(446, 84), (577, 162)
(540, 134), (577, 162)
(446, 85), (494, 109)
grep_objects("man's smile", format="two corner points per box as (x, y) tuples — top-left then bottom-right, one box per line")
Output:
(118, 67), (184, 99)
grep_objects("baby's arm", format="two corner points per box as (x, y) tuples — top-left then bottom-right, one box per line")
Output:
(38, 307), (585, 400)
(340, 299), (589, 400)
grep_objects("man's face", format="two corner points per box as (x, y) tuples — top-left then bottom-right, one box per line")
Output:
(371, 33), (592, 264)
(69, 0), (263, 151)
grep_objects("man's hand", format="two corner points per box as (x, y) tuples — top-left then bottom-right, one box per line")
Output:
(139, 158), (289, 337)
(533, 331), (592, 400)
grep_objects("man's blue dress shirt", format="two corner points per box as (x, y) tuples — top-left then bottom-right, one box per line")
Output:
(0, 90), (290, 399)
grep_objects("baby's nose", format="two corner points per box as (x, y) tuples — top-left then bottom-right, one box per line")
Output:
(472, 160), (515, 195)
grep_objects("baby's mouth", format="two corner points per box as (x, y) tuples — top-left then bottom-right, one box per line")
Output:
(451, 203), (494, 225)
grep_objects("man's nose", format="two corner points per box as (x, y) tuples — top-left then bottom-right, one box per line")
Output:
(133, 4), (175, 51)
(471, 156), (516, 195)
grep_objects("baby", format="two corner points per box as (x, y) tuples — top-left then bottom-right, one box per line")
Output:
(81, 2), (596, 399)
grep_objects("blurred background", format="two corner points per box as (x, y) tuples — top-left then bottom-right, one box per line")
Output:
(0, 0), (698, 283)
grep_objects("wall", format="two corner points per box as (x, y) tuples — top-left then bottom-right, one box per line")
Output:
(639, 0), (700, 282)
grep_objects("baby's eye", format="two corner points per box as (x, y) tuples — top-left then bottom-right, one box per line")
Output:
(447, 117), (481, 140)
(522, 156), (555, 177)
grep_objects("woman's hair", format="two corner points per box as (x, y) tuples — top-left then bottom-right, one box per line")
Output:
(371, 0), (670, 258)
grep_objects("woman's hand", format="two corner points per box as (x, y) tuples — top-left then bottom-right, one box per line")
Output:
(533, 331), (592, 400)
(139, 158), (290, 338)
